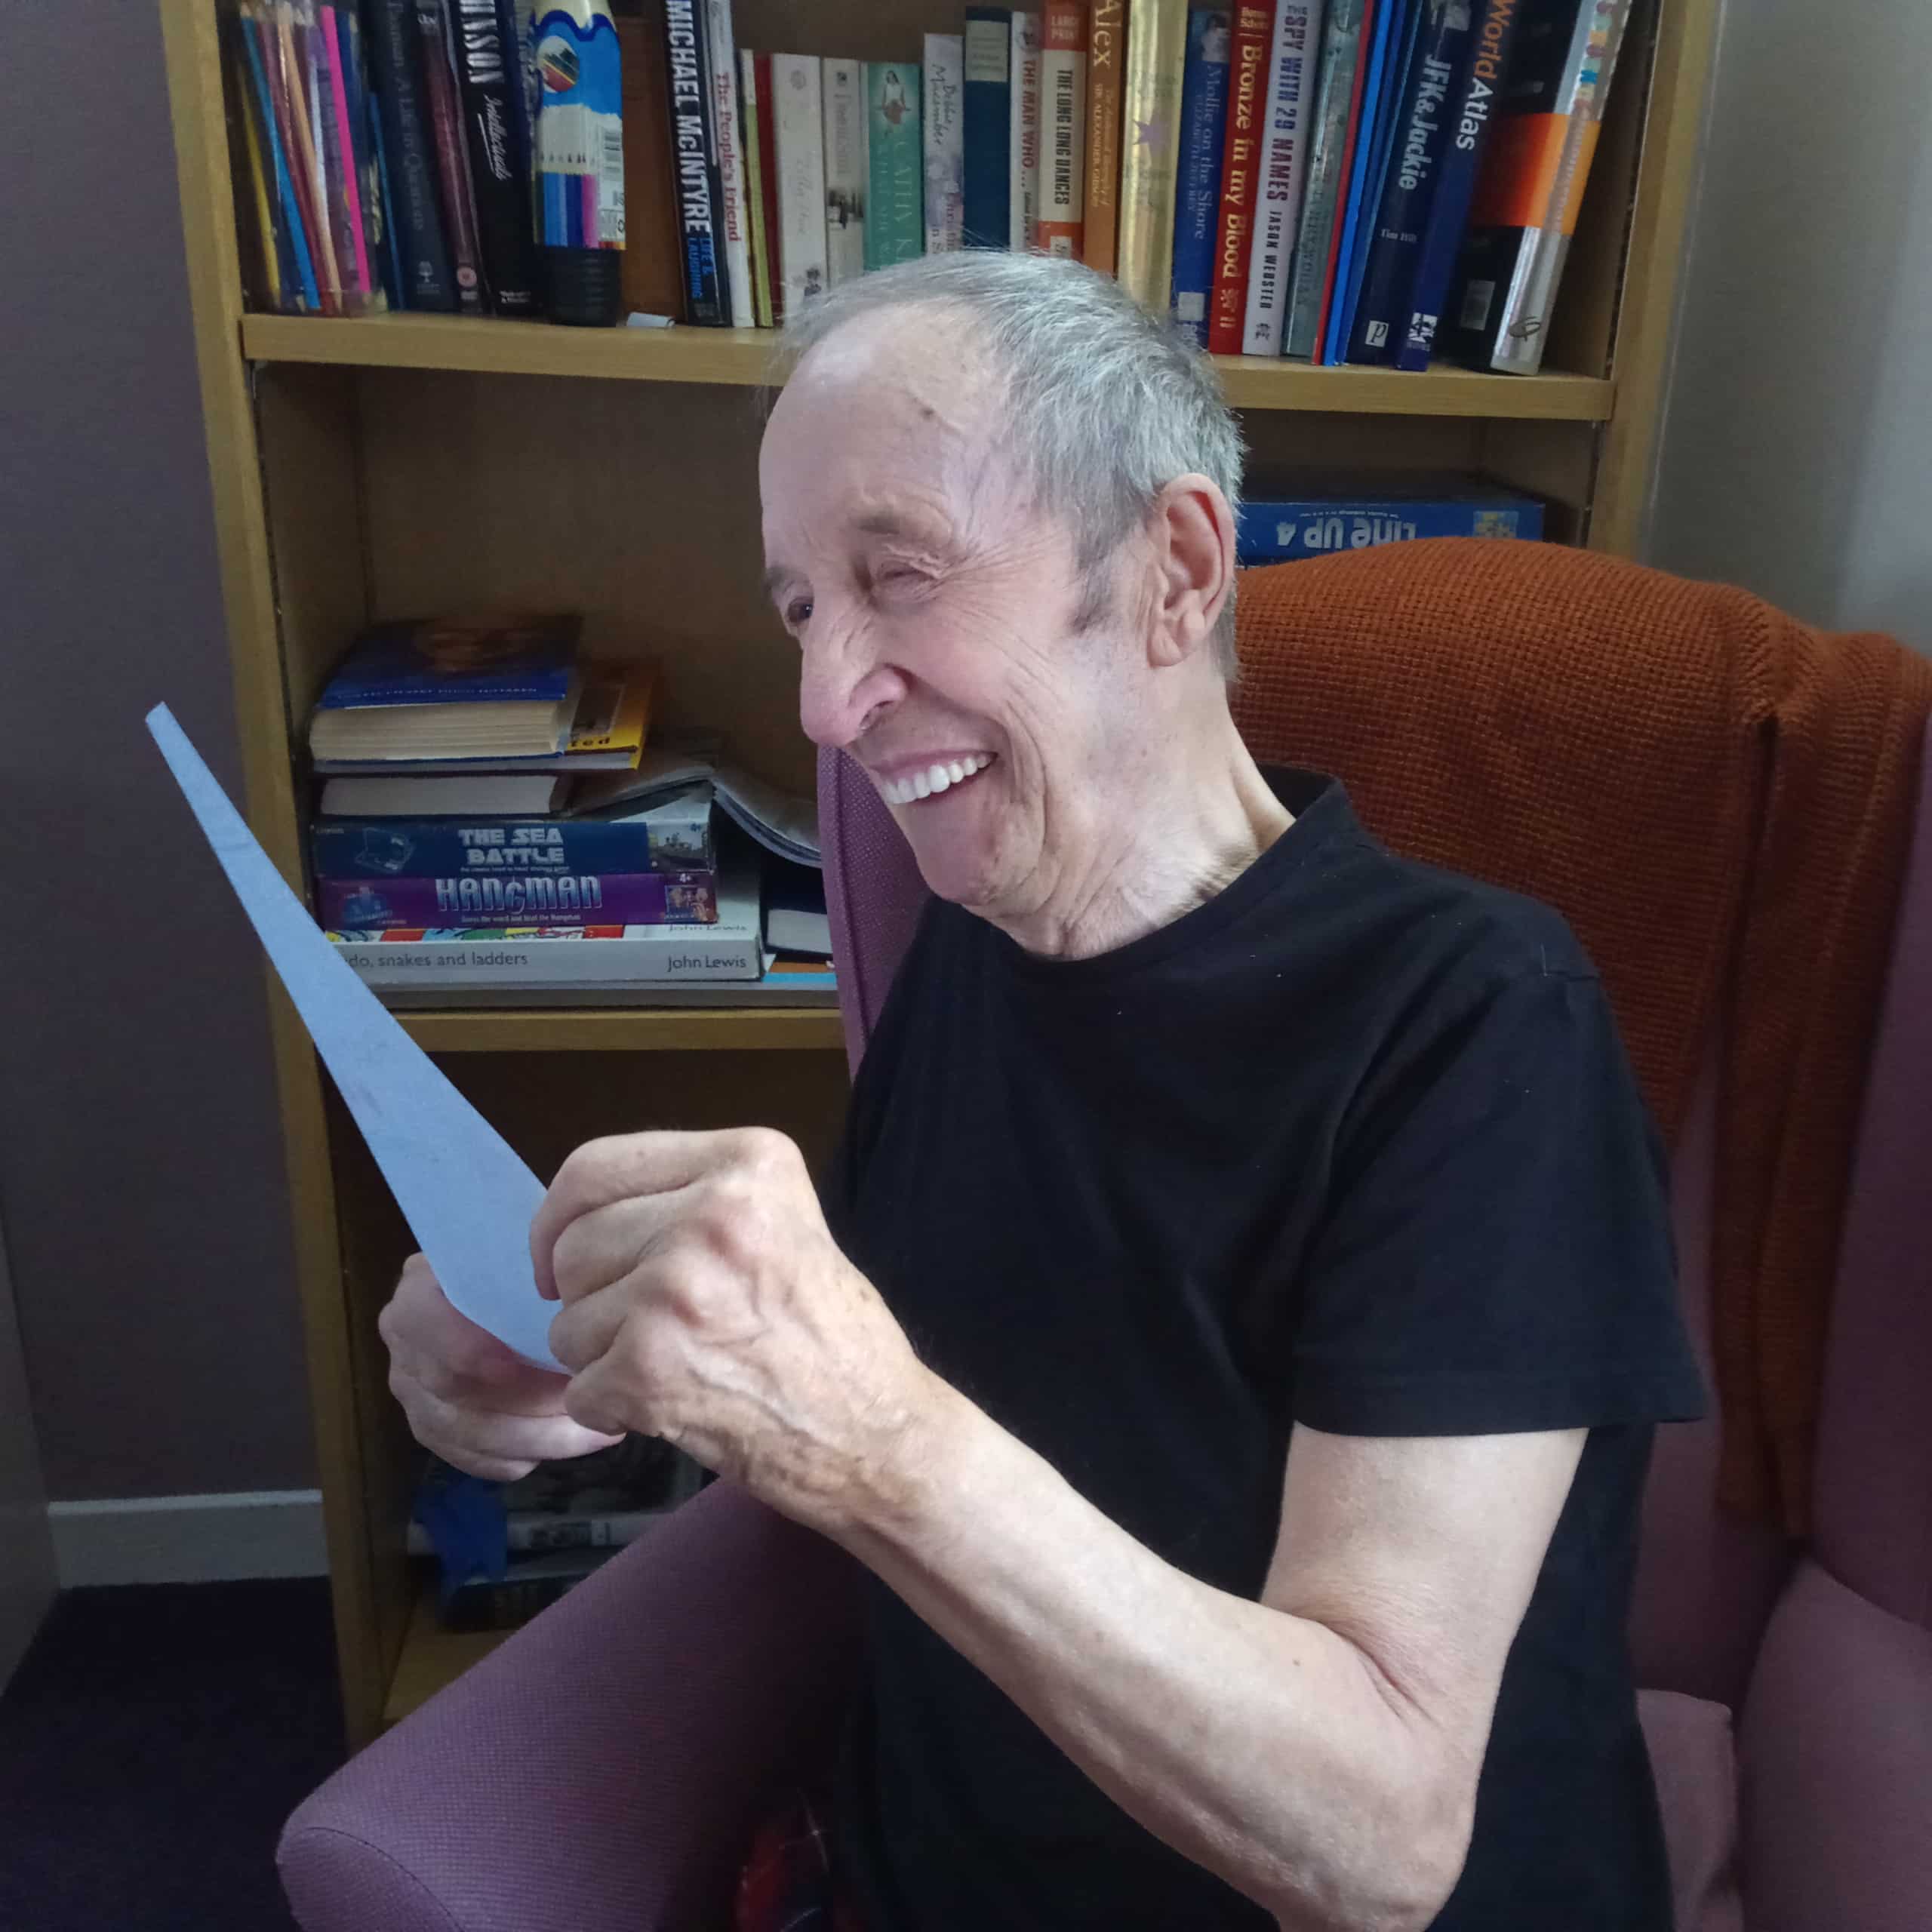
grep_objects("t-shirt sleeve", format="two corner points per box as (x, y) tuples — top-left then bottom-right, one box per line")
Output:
(1291, 961), (1709, 1437)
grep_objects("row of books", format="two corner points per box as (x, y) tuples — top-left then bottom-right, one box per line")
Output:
(304, 611), (832, 1001)
(633, 0), (1631, 374)
(233, 0), (1628, 374)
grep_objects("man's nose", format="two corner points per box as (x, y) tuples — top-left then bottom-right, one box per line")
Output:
(798, 623), (903, 750)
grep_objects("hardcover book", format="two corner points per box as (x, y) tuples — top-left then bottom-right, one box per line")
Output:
(1282, 0), (1369, 358)
(1115, 0), (1192, 312)
(772, 52), (829, 309)
(823, 57), (868, 284)
(1010, 11), (1042, 249)
(703, 0), (754, 325)
(961, 8), (1013, 248)
(661, 0), (727, 321)
(1205, 0), (1275, 353)
(365, 0), (457, 306)
(1081, 0), (1124, 270)
(451, 0), (540, 313)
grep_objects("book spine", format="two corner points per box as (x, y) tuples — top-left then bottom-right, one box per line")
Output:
(740, 49), (776, 321)
(1169, 9), (1232, 342)
(771, 53), (829, 309)
(279, 5), (346, 312)
(318, 872), (719, 928)
(238, 11), (318, 310)
(1393, 0), (1524, 368)
(334, 7), (392, 307)
(1204, 1), (1272, 352)
(449, 0), (540, 313)
(231, 17), (288, 309)
(1081, 0), (1124, 270)
(961, 9), (1012, 248)
(822, 57), (867, 285)
(662, 0), (725, 321)
(703, 0), (753, 326)
(1010, 11), (1041, 248)
(1237, 494), (1543, 556)
(364, 0), (456, 307)
(1447, 0), (1630, 373)
(318, 5), (376, 309)
(1115, 0), (1190, 309)
(1035, 5), (1087, 258)
(753, 52), (784, 311)
(1282, 0), (1367, 357)
(1323, 0), (1411, 362)
(329, 927), (764, 983)
(1241, 0), (1324, 354)
(259, 7), (335, 312)
(416, 0), (487, 309)
(314, 815), (711, 877)
(922, 35), (966, 252)
(865, 60), (925, 269)
(617, 5), (687, 318)
(1347, 0), (1472, 361)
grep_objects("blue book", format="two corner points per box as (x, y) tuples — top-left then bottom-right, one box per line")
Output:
(1347, 0), (1476, 363)
(315, 617), (582, 712)
(1236, 472), (1544, 558)
(1321, 0), (1414, 363)
(1395, 0), (1528, 370)
(961, 8), (1012, 248)
(1169, 11), (1233, 345)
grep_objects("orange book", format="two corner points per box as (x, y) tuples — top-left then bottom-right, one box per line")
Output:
(1036, 3), (1089, 257)
(616, 2), (687, 318)
(1081, 0), (1126, 271)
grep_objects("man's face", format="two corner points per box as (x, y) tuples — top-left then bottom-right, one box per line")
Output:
(760, 314), (1142, 921)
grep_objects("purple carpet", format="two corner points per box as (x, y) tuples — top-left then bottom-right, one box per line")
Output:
(0, 1579), (343, 1930)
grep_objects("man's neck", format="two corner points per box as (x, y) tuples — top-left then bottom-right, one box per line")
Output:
(993, 727), (1294, 961)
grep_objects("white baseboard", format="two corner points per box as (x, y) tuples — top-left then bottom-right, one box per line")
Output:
(48, 1489), (328, 1587)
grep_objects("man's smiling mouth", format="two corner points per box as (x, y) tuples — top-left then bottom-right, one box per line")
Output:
(878, 753), (997, 806)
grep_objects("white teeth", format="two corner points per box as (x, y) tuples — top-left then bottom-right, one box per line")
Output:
(881, 752), (992, 805)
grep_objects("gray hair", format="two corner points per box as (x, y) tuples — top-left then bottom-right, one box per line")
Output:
(775, 253), (1245, 679)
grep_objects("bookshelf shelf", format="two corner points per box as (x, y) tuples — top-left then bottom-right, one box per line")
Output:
(241, 311), (1616, 420)
(165, 0), (1721, 1751)
(397, 1006), (846, 1054)
(384, 1575), (510, 1725)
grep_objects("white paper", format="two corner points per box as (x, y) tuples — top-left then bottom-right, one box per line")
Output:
(146, 704), (565, 1371)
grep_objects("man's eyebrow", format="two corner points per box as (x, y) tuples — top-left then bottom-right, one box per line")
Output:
(854, 509), (949, 547)
(761, 562), (795, 601)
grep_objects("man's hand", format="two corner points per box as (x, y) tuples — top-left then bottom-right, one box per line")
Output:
(379, 1252), (625, 1481)
(530, 1127), (936, 1536)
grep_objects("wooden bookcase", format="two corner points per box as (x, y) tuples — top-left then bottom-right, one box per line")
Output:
(160, 0), (1719, 1749)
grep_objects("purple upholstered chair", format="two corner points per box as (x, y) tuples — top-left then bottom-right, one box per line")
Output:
(278, 723), (1932, 1932)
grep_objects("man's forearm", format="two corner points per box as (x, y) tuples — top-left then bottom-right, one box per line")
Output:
(835, 1374), (1472, 1931)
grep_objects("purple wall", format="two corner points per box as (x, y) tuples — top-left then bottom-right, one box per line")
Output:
(0, 3), (313, 1496)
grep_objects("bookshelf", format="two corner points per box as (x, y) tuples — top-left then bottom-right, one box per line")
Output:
(160, 0), (1721, 1748)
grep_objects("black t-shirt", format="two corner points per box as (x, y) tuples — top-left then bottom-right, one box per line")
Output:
(824, 769), (1706, 1931)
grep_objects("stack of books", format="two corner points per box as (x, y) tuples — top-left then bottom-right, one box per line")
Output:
(234, 0), (1629, 378)
(411, 1436), (711, 1632)
(307, 614), (833, 1005)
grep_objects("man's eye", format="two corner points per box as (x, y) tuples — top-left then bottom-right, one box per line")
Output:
(786, 598), (814, 629)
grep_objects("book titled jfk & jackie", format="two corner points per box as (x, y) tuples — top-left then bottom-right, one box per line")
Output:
(1395, 0), (1526, 368)
(1169, 11), (1232, 345)
(1236, 473), (1543, 557)
(1347, 0), (1476, 363)
(317, 869), (718, 929)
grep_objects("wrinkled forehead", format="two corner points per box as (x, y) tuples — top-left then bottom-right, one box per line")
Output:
(759, 310), (1019, 538)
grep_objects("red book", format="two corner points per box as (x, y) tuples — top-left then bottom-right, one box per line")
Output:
(752, 51), (783, 320)
(1205, 0), (1275, 354)
(1309, 0), (1378, 359)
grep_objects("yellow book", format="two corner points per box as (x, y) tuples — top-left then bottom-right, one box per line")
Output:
(566, 663), (659, 767)
(1115, 0), (1192, 312)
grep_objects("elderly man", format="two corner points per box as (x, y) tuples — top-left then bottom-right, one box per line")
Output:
(381, 253), (1704, 1931)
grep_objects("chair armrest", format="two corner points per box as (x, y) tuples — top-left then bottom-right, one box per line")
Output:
(279, 1481), (864, 1932)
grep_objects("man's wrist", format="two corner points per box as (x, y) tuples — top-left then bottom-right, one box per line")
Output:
(838, 1358), (987, 1555)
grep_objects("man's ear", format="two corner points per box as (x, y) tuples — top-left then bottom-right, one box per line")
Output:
(1146, 474), (1236, 669)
